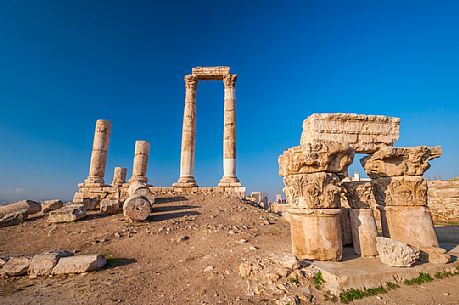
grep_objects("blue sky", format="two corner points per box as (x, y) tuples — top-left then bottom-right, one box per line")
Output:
(0, 0), (458, 201)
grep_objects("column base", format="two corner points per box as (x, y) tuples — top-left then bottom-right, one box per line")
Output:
(218, 176), (241, 187)
(128, 176), (149, 184)
(173, 176), (198, 188)
(84, 176), (105, 186)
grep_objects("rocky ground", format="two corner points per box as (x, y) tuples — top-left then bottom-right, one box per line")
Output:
(1, 194), (458, 305)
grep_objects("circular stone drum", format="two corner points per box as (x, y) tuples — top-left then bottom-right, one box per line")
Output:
(123, 195), (151, 222)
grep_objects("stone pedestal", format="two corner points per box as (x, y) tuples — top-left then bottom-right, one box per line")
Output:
(289, 208), (343, 261)
(129, 141), (150, 184)
(378, 206), (439, 248)
(349, 209), (378, 257)
(219, 74), (240, 187)
(175, 75), (198, 188)
(112, 167), (127, 186)
(85, 119), (111, 185)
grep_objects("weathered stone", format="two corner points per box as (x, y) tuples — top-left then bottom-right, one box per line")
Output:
(275, 295), (300, 305)
(282, 172), (343, 209)
(0, 209), (28, 227)
(29, 253), (64, 276)
(376, 237), (419, 267)
(100, 199), (120, 215)
(129, 140), (150, 183)
(123, 195), (151, 222)
(343, 181), (376, 209)
(80, 197), (100, 210)
(419, 247), (451, 264)
(0, 200), (41, 219)
(85, 119), (111, 184)
(289, 208), (342, 261)
(128, 181), (155, 204)
(191, 66), (230, 80)
(278, 142), (354, 176)
(361, 146), (442, 178)
(112, 167), (127, 186)
(0, 256), (9, 269)
(1, 256), (32, 276)
(427, 177), (459, 223)
(48, 204), (87, 223)
(300, 113), (400, 154)
(52, 254), (106, 274)
(378, 205), (439, 248)
(349, 209), (378, 257)
(372, 176), (427, 206)
(41, 199), (64, 213)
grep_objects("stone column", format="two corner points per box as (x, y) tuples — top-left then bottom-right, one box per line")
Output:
(174, 75), (198, 187)
(130, 141), (150, 184)
(112, 167), (127, 186)
(219, 74), (240, 187)
(85, 119), (111, 185)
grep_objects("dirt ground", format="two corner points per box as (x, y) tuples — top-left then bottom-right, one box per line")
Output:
(0, 194), (458, 305)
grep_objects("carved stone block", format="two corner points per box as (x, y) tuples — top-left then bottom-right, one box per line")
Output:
(372, 176), (427, 206)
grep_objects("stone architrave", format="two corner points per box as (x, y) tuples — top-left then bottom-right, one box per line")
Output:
(129, 141), (150, 184)
(174, 75), (198, 187)
(282, 172), (343, 209)
(300, 113), (400, 154)
(360, 146), (442, 178)
(349, 209), (378, 257)
(372, 176), (428, 206)
(279, 142), (355, 176)
(378, 205), (439, 248)
(219, 74), (240, 186)
(112, 167), (127, 186)
(289, 208), (343, 261)
(85, 119), (111, 185)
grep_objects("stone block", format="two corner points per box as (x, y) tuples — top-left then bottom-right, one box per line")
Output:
(48, 204), (87, 223)
(52, 255), (106, 274)
(419, 247), (451, 264)
(0, 209), (28, 227)
(376, 237), (419, 267)
(282, 172), (343, 209)
(0, 200), (41, 219)
(123, 195), (151, 222)
(372, 176), (427, 206)
(343, 181), (376, 209)
(100, 199), (120, 215)
(41, 199), (64, 213)
(349, 209), (378, 257)
(361, 146), (442, 178)
(278, 142), (354, 176)
(1, 256), (32, 276)
(378, 205), (439, 248)
(29, 254), (60, 276)
(300, 113), (400, 153)
(289, 208), (342, 261)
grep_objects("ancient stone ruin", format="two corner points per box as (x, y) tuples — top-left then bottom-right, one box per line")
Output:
(279, 113), (450, 265)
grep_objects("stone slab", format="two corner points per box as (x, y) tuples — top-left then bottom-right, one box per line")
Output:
(191, 66), (230, 80)
(314, 246), (459, 294)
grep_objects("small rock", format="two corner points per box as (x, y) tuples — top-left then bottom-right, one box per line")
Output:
(265, 272), (281, 283)
(177, 235), (190, 242)
(420, 247), (451, 264)
(0, 256), (10, 269)
(376, 237), (419, 267)
(203, 266), (214, 273)
(41, 199), (64, 213)
(249, 245), (259, 250)
(277, 267), (291, 278)
(52, 254), (106, 274)
(282, 255), (301, 270)
(276, 295), (300, 305)
(239, 262), (252, 278)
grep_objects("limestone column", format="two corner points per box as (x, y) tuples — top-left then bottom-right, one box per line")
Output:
(219, 74), (240, 186)
(174, 75), (198, 187)
(129, 140), (150, 184)
(112, 167), (127, 186)
(85, 119), (111, 185)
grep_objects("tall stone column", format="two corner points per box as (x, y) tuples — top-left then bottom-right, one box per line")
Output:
(219, 74), (240, 187)
(174, 75), (198, 187)
(129, 140), (150, 184)
(85, 119), (111, 185)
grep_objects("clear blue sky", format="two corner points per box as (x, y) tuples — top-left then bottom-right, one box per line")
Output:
(0, 1), (458, 201)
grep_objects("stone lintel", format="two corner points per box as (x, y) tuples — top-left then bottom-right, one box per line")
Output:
(191, 66), (231, 80)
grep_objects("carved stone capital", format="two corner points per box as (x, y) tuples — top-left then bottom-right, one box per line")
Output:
(184, 75), (198, 90)
(343, 181), (376, 209)
(223, 74), (237, 88)
(283, 172), (343, 209)
(372, 176), (428, 206)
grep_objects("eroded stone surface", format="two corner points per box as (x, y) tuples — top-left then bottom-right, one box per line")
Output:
(343, 181), (376, 209)
(278, 142), (354, 176)
(349, 209), (378, 257)
(427, 177), (459, 222)
(372, 176), (428, 206)
(41, 199), (64, 213)
(376, 237), (419, 267)
(282, 172), (343, 209)
(123, 195), (151, 222)
(48, 204), (87, 223)
(0, 209), (28, 227)
(300, 113), (400, 153)
(0, 200), (41, 219)
(52, 255), (106, 274)
(419, 247), (451, 264)
(100, 199), (120, 215)
(29, 254), (60, 276)
(361, 146), (442, 178)
(1, 256), (32, 276)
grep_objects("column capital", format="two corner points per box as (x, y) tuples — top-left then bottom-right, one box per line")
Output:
(184, 74), (198, 90)
(223, 74), (237, 88)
